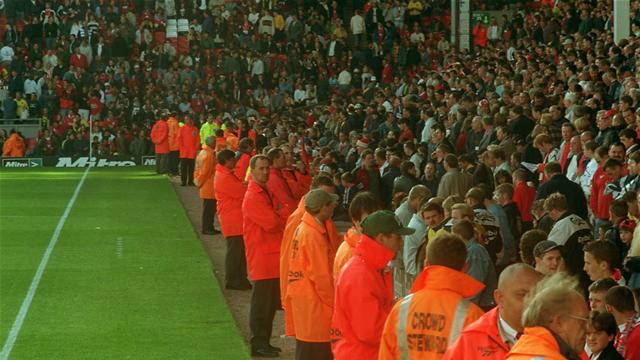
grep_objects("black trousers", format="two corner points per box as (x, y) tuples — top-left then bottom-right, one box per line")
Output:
(225, 236), (250, 288)
(180, 158), (195, 185)
(250, 279), (281, 350)
(202, 199), (217, 233)
(295, 340), (333, 360)
(156, 153), (168, 174)
(168, 150), (179, 175)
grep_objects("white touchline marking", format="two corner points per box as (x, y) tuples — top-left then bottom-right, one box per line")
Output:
(116, 236), (124, 259)
(0, 167), (90, 360)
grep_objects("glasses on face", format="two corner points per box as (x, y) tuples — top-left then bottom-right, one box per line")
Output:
(568, 314), (589, 324)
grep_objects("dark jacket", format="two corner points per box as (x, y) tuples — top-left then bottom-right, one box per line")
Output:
(593, 342), (624, 360)
(536, 174), (588, 220)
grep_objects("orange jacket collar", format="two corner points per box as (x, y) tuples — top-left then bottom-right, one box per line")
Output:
(410, 265), (485, 298)
(355, 234), (395, 270)
(344, 227), (360, 248)
(301, 211), (328, 235)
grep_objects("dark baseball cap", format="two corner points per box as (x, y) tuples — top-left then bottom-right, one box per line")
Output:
(361, 210), (415, 237)
(533, 241), (562, 258)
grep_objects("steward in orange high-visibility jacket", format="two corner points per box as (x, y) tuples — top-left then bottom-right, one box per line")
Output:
(194, 137), (217, 234)
(166, 115), (180, 175)
(150, 116), (169, 174)
(280, 175), (340, 337)
(177, 117), (200, 186)
(214, 149), (251, 290)
(333, 227), (360, 280)
(332, 210), (414, 360)
(285, 189), (340, 359)
(2, 131), (25, 157)
(379, 234), (485, 360)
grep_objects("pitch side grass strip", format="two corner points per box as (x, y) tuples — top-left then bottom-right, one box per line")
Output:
(0, 167), (90, 360)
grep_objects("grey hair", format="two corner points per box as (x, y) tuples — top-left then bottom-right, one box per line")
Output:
(522, 272), (582, 328)
(205, 136), (216, 147)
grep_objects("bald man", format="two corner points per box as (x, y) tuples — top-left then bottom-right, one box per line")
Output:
(443, 264), (543, 359)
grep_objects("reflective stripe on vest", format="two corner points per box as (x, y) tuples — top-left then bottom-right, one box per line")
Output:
(396, 295), (470, 358)
(448, 299), (471, 346)
(396, 294), (414, 360)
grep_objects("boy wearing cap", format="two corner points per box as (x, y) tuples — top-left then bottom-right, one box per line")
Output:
(285, 189), (339, 360)
(533, 241), (564, 276)
(331, 210), (414, 360)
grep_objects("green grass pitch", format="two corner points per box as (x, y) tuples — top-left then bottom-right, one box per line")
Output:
(0, 168), (249, 359)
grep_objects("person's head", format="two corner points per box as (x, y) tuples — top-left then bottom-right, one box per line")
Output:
(583, 240), (619, 282)
(543, 161), (562, 178)
(407, 185), (431, 212)
(443, 153), (459, 171)
(543, 192), (568, 221)
(311, 174), (338, 194)
(304, 189), (339, 222)
(238, 137), (254, 153)
(588, 278), (618, 311)
(425, 234), (467, 271)
(361, 210), (415, 252)
(494, 183), (514, 206)
(603, 158), (624, 180)
(216, 149), (236, 170)
(533, 241), (563, 275)
(586, 311), (619, 356)
(520, 229), (548, 266)
(451, 203), (474, 224)
(420, 201), (445, 228)
(522, 273), (590, 354)
(605, 286), (637, 324)
(267, 148), (286, 169)
(465, 187), (486, 207)
(495, 263), (543, 332)
(205, 135), (216, 149)
(608, 199), (628, 222)
(619, 218), (636, 246)
(249, 155), (270, 186)
(400, 160), (416, 177)
(348, 192), (381, 230)
(608, 142), (626, 162)
(451, 219), (475, 242)
(361, 149), (375, 169)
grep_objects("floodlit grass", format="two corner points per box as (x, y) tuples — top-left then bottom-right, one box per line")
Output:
(0, 168), (249, 359)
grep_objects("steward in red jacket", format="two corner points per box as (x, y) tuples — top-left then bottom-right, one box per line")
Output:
(178, 118), (200, 186)
(234, 138), (254, 182)
(150, 116), (169, 174)
(332, 211), (414, 360)
(267, 148), (298, 217)
(214, 149), (251, 290)
(242, 154), (290, 357)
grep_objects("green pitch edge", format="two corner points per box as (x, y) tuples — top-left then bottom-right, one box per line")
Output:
(1, 168), (249, 359)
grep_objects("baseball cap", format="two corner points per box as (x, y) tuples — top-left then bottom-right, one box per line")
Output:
(619, 219), (636, 233)
(533, 241), (561, 258)
(304, 189), (339, 213)
(361, 210), (416, 238)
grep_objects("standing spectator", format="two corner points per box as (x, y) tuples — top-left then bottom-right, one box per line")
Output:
(605, 286), (640, 359)
(178, 117), (200, 186)
(585, 311), (624, 360)
(350, 9), (365, 49)
(150, 114), (169, 174)
(242, 155), (289, 358)
(444, 264), (542, 359)
(583, 241), (625, 285)
(286, 189), (339, 360)
(507, 273), (589, 359)
(214, 149), (251, 290)
(437, 154), (472, 199)
(194, 136), (219, 236)
(536, 162), (589, 221)
(332, 210), (414, 360)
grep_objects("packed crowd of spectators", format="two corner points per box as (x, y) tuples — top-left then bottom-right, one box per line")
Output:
(4, 0), (640, 358)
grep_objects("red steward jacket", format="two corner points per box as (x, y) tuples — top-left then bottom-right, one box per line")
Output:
(167, 117), (180, 151)
(513, 181), (535, 222)
(234, 152), (251, 181)
(331, 235), (395, 360)
(267, 167), (298, 217)
(150, 119), (169, 154)
(242, 179), (288, 281)
(214, 164), (246, 237)
(442, 307), (509, 360)
(178, 123), (200, 159)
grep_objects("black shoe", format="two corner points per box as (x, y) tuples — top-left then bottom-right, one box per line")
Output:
(251, 348), (279, 358)
(267, 345), (282, 352)
(181, 183), (187, 186)
(211, 229), (221, 235)
(187, 182), (195, 186)
(202, 230), (216, 235)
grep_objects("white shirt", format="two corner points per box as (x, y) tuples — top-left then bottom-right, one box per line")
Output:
(338, 70), (351, 85)
(350, 14), (365, 35)
(23, 79), (38, 95)
(498, 314), (518, 348)
(0, 46), (14, 62)
(581, 158), (598, 198)
(251, 59), (264, 77)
